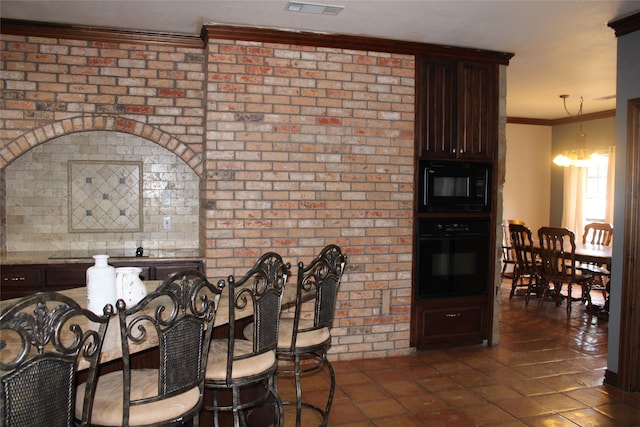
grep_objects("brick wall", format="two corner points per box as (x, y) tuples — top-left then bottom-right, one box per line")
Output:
(203, 38), (416, 358)
(0, 32), (415, 359)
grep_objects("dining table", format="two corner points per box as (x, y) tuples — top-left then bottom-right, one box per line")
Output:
(572, 242), (612, 267)
(530, 241), (612, 313)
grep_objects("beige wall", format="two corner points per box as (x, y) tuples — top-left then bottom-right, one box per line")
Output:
(504, 123), (552, 235)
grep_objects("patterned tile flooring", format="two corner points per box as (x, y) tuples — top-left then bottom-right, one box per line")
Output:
(277, 280), (640, 426)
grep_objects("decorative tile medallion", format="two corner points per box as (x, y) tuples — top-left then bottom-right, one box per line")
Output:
(68, 161), (142, 232)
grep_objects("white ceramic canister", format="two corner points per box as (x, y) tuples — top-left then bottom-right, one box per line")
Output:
(115, 267), (147, 307)
(86, 254), (117, 315)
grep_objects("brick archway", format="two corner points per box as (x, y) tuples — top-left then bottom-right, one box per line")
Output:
(0, 116), (204, 177)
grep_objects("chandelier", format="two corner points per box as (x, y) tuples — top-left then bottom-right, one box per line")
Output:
(552, 95), (602, 167)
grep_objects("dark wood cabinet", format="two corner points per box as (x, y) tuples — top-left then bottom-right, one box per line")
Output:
(1, 259), (203, 300)
(412, 296), (487, 349)
(412, 55), (499, 350)
(416, 56), (498, 161)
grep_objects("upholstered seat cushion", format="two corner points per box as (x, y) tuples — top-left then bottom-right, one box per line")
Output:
(206, 339), (276, 381)
(277, 318), (330, 350)
(76, 369), (200, 426)
(243, 318), (330, 350)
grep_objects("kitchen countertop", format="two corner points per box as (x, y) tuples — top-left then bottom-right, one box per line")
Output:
(1, 280), (307, 369)
(1, 249), (203, 265)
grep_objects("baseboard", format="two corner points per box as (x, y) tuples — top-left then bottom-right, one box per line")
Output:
(604, 369), (618, 387)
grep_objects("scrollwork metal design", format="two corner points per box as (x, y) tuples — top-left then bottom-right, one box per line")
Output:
(1, 293), (112, 371)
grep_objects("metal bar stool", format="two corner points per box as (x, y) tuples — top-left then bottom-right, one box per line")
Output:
(276, 244), (347, 427)
(85, 270), (223, 426)
(204, 252), (290, 427)
(1, 291), (112, 427)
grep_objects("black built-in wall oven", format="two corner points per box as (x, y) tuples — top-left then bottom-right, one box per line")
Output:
(415, 161), (492, 299)
(416, 218), (490, 298)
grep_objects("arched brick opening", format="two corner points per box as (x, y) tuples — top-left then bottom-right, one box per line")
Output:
(0, 116), (205, 255)
(0, 116), (204, 177)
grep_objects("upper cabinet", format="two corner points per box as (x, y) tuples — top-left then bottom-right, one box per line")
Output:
(416, 56), (498, 161)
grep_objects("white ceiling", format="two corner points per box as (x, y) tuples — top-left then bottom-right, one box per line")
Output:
(2, 0), (639, 120)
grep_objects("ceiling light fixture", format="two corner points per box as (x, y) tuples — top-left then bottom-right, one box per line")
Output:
(285, 1), (344, 15)
(552, 95), (603, 168)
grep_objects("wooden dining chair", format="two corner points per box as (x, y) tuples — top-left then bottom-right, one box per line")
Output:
(204, 252), (290, 427)
(1, 291), (112, 427)
(582, 222), (613, 246)
(537, 227), (593, 318)
(501, 219), (525, 280)
(83, 270), (223, 426)
(581, 222), (613, 312)
(508, 223), (540, 304)
(276, 244), (347, 427)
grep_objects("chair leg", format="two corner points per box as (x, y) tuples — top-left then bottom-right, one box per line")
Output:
(524, 275), (534, 306)
(509, 269), (518, 299)
(294, 354), (303, 427)
(321, 356), (335, 427)
(566, 282), (572, 318)
(537, 279), (548, 310)
(210, 389), (218, 427)
(269, 375), (284, 427)
(231, 385), (242, 427)
(554, 282), (563, 307)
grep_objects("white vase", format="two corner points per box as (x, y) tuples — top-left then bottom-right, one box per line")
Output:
(115, 267), (147, 307)
(86, 254), (117, 315)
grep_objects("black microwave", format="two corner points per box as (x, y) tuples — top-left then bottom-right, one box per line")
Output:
(418, 160), (491, 212)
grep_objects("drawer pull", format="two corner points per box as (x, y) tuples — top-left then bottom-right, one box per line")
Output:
(4, 277), (26, 281)
(445, 313), (461, 318)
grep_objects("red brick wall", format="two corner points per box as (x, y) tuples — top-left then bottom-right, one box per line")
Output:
(0, 33), (415, 359)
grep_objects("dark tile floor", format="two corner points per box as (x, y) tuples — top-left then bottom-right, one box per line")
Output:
(277, 280), (640, 426)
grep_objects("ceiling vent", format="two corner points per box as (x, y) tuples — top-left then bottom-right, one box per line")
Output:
(285, 2), (344, 15)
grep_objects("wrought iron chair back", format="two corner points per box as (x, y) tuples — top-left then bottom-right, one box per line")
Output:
(292, 244), (346, 349)
(228, 252), (289, 368)
(1, 291), (112, 427)
(86, 270), (223, 426)
(205, 251), (289, 427)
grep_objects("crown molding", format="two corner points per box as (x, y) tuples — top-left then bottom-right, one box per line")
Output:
(0, 18), (205, 49)
(1, 18), (514, 64)
(508, 109), (616, 126)
(203, 24), (514, 64)
(608, 11), (640, 37)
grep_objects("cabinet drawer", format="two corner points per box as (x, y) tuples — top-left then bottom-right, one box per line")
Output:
(2, 268), (41, 288)
(421, 305), (484, 338)
(1, 268), (42, 299)
(413, 299), (487, 349)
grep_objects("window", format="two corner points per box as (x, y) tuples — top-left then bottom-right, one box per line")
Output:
(583, 155), (609, 223)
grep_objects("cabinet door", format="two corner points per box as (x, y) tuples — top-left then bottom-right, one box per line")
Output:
(416, 56), (456, 159)
(416, 57), (498, 161)
(154, 261), (203, 281)
(45, 264), (91, 290)
(457, 61), (498, 160)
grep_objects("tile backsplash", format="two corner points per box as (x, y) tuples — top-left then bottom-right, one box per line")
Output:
(5, 131), (199, 254)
